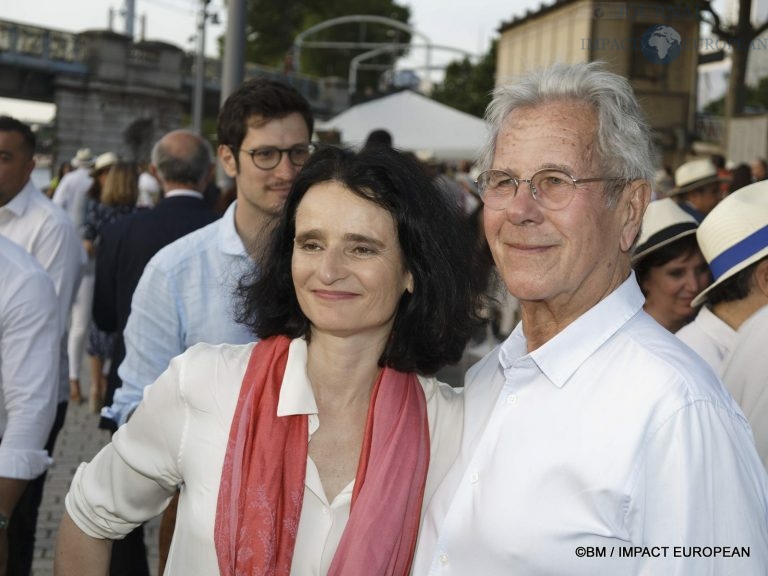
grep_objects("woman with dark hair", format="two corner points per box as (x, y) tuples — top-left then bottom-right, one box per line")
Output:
(633, 198), (711, 332)
(55, 146), (485, 576)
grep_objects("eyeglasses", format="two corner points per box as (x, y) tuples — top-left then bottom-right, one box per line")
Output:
(232, 144), (314, 170)
(475, 168), (625, 211)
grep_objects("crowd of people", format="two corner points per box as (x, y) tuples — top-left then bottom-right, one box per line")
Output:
(0, 61), (767, 576)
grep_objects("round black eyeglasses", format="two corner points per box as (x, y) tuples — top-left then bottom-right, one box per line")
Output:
(231, 144), (315, 170)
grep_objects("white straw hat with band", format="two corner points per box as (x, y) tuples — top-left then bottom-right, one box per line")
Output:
(669, 158), (727, 196)
(632, 198), (699, 263)
(691, 182), (768, 307)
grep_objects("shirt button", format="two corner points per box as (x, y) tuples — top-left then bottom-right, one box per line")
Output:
(470, 471), (479, 484)
(506, 393), (518, 405)
(322, 507), (329, 515)
(439, 553), (449, 566)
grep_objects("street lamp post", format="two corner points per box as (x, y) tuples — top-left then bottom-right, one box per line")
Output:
(220, 0), (246, 105)
(123, 0), (135, 39)
(192, 0), (211, 134)
(217, 0), (246, 189)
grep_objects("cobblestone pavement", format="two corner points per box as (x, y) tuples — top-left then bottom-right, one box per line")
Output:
(31, 369), (160, 576)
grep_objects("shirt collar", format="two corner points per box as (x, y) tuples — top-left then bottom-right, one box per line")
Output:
(0, 180), (35, 218)
(163, 189), (204, 200)
(277, 338), (319, 417)
(218, 201), (248, 257)
(695, 306), (737, 340)
(499, 272), (645, 388)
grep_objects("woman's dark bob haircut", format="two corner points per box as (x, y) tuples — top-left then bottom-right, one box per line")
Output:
(238, 145), (485, 375)
(634, 234), (704, 292)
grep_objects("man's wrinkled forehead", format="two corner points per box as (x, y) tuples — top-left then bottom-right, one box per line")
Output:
(502, 100), (597, 132)
(495, 101), (600, 170)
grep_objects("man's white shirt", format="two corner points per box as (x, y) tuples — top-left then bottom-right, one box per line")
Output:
(413, 274), (768, 576)
(0, 180), (85, 402)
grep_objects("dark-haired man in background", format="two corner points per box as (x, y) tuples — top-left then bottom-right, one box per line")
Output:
(103, 79), (314, 575)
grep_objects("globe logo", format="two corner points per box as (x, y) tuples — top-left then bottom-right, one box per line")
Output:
(640, 25), (682, 64)
(594, 7), (604, 18)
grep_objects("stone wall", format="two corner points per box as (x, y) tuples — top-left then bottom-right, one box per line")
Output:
(53, 31), (186, 164)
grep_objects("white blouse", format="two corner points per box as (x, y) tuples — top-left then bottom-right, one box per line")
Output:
(65, 339), (463, 575)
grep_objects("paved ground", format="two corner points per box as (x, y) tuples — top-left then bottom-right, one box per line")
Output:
(31, 368), (161, 576)
(29, 340), (493, 575)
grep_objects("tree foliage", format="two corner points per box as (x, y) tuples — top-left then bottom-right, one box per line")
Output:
(695, 0), (768, 116)
(244, 0), (411, 92)
(703, 75), (768, 115)
(430, 40), (497, 119)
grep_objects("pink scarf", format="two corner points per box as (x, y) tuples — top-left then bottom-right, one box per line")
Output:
(214, 335), (430, 576)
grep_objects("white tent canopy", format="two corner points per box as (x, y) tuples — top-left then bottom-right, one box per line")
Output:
(318, 90), (489, 162)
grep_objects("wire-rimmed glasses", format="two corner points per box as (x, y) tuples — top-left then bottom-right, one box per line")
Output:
(232, 143), (315, 170)
(475, 168), (625, 210)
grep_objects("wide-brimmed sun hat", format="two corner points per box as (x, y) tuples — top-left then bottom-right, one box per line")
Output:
(71, 148), (95, 169)
(691, 182), (768, 307)
(632, 198), (699, 263)
(92, 152), (120, 174)
(669, 158), (727, 196)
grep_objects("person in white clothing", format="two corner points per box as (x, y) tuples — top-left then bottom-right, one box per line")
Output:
(51, 146), (94, 404)
(55, 145), (486, 575)
(676, 183), (768, 374)
(0, 115), (85, 576)
(722, 304), (768, 471)
(412, 62), (768, 576)
(136, 169), (160, 208)
(63, 151), (120, 405)
(52, 147), (94, 230)
(0, 237), (60, 574)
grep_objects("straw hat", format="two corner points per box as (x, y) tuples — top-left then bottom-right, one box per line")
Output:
(669, 158), (726, 196)
(92, 152), (119, 174)
(632, 198), (699, 263)
(71, 148), (95, 169)
(691, 182), (768, 307)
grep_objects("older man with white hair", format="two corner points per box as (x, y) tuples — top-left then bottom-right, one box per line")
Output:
(414, 62), (768, 576)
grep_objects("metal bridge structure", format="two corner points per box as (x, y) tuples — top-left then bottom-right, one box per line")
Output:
(0, 19), (347, 163)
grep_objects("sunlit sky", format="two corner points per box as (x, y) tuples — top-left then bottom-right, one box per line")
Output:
(1, 0), (736, 121)
(1, 0), (545, 121)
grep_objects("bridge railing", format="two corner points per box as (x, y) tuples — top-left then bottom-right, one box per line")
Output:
(0, 18), (346, 117)
(0, 20), (82, 63)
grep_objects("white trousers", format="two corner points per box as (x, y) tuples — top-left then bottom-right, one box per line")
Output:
(67, 270), (94, 380)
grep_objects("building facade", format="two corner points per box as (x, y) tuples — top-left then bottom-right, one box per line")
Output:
(496, 0), (700, 170)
